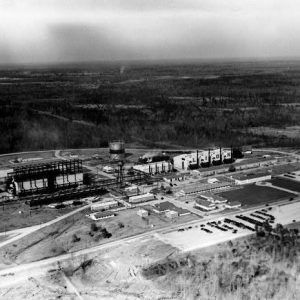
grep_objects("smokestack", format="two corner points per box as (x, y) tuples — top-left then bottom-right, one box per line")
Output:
(208, 149), (211, 166)
(220, 147), (222, 163)
(197, 150), (199, 167)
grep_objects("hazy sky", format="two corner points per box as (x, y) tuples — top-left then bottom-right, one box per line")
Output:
(0, 0), (300, 64)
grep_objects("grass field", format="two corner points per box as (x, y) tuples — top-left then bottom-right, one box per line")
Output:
(0, 203), (75, 232)
(0, 206), (198, 268)
(270, 177), (300, 192)
(219, 184), (295, 206)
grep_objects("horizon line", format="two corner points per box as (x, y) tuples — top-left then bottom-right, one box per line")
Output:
(1, 56), (300, 69)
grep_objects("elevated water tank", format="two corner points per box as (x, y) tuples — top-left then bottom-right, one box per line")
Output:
(109, 140), (125, 161)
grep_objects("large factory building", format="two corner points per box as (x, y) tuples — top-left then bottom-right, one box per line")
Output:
(173, 148), (232, 171)
(6, 159), (83, 195)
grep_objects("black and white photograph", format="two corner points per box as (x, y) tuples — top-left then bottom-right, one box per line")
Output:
(0, 1), (300, 299)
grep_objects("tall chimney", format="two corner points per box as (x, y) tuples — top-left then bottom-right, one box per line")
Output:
(196, 150), (199, 167)
(220, 147), (222, 163)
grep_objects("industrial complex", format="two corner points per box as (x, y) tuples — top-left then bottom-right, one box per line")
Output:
(0, 142), (299, 218)
(0, 141), (299, 300)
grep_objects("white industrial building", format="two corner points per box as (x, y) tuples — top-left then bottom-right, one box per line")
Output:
(133, 162), (172, 175)
(128, 193), (155, 203)
(197, 193), (228, 204)
(165, 210), (179, 219)
(173, 148), (232, 171)
(231, 173), (271, 185)
(137, 209), (149, 217)
(89, 211), (115, 220)
(224, 201), (242, 209)
(194, 199), (217, 211)
(91, 199), (118, 211)
(175, 181), (233, 197)
(124, 185), (140, 196)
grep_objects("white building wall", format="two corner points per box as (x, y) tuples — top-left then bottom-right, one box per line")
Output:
(91, 200), (118, 211)
(173, 148), (232, 170)
(128, 193), (155, 203)
(133, 162), (171, 174)
(35, 179), (45, 189)
(21, 180), (32, 191)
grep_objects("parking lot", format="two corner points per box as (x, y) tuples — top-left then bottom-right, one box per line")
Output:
(159, 200), (300, 252)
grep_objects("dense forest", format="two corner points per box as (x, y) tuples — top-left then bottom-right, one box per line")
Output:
(0, 60), (300, 153)
(143, 222), (300, 299)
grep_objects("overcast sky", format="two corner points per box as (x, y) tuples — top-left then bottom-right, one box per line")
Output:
(0, 0), (300, 64)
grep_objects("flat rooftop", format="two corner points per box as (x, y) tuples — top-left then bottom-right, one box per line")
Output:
(231, 172), (271, 181)
(197, 192), (227, 203)
(195, 199), (216, 208)
(153, 201), (190, 215)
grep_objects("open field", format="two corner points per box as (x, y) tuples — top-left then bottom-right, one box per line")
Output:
(0, 206), (198, 269)
(270, 177), (300, 193)
(219, 184), (295, 206)
(0, 150), (56, 168)
(0, 203), (75, 232)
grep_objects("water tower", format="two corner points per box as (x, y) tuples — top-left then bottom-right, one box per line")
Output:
(109, 140), (125, 161)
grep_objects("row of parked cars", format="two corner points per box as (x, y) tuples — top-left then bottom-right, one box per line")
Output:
(177, 208), (276, 235)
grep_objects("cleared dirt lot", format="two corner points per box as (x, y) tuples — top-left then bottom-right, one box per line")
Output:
(219, 184), (294, 206)
(0, 237), (176, 300)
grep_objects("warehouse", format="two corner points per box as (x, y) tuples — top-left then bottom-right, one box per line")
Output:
(89, 211), (115, 221)
(194, 199), (217, 211)
(197, 193), (228, 204)
(225, 201), (242, 209)
(133, 161), (172, 174)
(91, 199), (118, 211)
(128, 193), (155, 203)
(163, 173), (188, 183)
(153, 201), (191, 215)
(175, 181), (233, 197)
(165, 210), (179, 219)
(124, 185), (140, 197)
(231, 172), (271, 185)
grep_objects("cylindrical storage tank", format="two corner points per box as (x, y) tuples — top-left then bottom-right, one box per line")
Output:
(109, 140), (125, 161)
